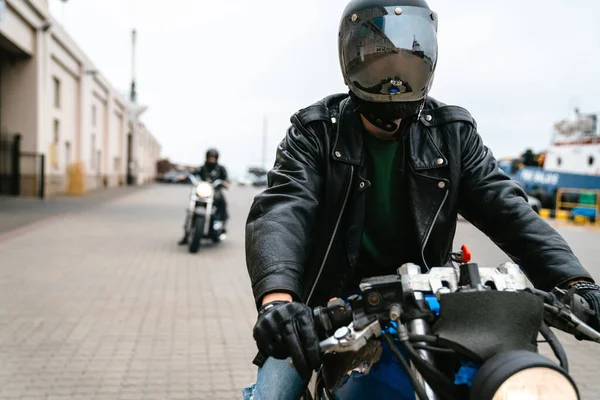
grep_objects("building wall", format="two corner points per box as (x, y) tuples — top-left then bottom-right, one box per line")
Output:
(1, 0), (161, 197)
(0, 2), (39, 153)
(0, 1), (44, 197)
(0, 56), (38, 152)
(135, 123), (161, 184)
(108, 103), (125, 187)
(84, 81), (108, 191)
(45, 36), (81, 196)
(0, 1), (37, 56)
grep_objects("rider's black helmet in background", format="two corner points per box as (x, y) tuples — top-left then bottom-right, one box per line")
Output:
(206, 148), (219, 161)
(339, 0), (438, 130)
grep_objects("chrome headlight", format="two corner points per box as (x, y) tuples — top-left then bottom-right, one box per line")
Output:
(195, 182), (213, 198)
(471, 351), (579, 400)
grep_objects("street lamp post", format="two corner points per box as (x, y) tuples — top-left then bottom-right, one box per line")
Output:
(127, 28), (141, 185)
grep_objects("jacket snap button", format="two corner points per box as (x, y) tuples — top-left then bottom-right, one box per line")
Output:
(335, 151), (341, 158)
(438, 181), (446, 189)
(331, 117), (337, 124)
(359, 182), (365, 189)
(436, 158), (444, 165)
(425, 115), (432, 122)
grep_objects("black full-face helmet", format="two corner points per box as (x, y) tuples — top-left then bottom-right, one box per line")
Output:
(205, 148), (219, 164)
(339, 0), (438, 131)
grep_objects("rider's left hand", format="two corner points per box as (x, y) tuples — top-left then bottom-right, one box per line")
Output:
(568, 281), (600, 332)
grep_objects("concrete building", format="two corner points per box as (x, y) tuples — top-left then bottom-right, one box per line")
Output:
(0, 0), (160, 197)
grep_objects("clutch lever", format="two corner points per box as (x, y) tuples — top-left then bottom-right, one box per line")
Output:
(288, 320), (382, 371)
(319, 320), (382, 353)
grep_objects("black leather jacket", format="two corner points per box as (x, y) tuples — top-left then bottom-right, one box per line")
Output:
(193, 164), (228, 183)
(246, 94), (593, 308)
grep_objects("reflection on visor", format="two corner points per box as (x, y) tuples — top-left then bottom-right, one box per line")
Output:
(352, 76), (414, 95)
(340, 6), (438, 102)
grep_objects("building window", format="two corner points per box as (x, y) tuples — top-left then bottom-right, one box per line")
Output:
(589, 156), (595, 166)
(92, 105), (97, 127)
(96, 150), (102, 173)
(114, 157), (121, 172)
(53, 77), (61, 108)
(91, 134), (96, 170)
(52, 119), (60, 169)
(65, 141), (71, 166)
(557, 157), (562, 166)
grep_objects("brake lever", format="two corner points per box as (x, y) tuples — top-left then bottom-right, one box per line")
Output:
(319, 320), (382, 353)
(544, 303), (600, 343)
(526, 287), (600, 342)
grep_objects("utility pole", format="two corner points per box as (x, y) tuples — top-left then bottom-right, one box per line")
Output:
(127, 28), (138, 185)
(130, 29), (137, 103)
(262, 115), (268, 170)
(60, 0), (68, 26)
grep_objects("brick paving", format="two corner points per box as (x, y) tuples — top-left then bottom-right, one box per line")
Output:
(0, 186), (146, 235)
(0, 184), (598, 399)
(0, 184), (257, 399)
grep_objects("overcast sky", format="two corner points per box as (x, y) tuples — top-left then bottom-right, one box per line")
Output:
(49, 0), (600, 178)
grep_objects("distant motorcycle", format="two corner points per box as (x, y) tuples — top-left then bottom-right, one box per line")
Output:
(301, 246), (600, 400)
(183, 173), (227, 253)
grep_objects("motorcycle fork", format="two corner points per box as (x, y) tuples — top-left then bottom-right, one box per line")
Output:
(408, 318), (439, 400)
(203, 198), (214, 235)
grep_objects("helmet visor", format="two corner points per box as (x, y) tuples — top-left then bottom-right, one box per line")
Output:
(340, 6), (438, 102)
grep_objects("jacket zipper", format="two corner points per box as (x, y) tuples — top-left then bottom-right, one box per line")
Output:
(306, 166), (355, 304)
(421, 190), (449, 271)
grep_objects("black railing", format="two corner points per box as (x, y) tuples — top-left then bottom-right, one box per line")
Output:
(0, 134), (20, 196)
(0, 134), (45, 198)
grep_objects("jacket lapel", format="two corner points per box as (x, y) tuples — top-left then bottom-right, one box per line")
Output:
(332, 97), (363, 166)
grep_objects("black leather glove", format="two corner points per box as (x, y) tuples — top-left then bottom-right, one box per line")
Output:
(569, 282), (600, 332)
(253, 300), (322, 379)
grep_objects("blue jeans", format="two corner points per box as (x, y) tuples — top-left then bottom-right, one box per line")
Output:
(242, 357), (308, 400)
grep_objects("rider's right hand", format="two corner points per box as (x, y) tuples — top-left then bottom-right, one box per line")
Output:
(567, 282), (600, 333)
(253, 300), (322, 380)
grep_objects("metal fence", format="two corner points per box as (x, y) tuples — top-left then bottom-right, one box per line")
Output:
(0, 134), (45, 198)
(556, 188), (599, 226)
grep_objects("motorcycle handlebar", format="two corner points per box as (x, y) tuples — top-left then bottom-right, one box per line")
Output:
(314, 287), (600, 354)
(186, 174), (228, 189)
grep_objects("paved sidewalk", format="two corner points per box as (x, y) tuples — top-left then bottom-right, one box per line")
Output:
(0, 185), (150, 235)
(0, 184), (258, 399)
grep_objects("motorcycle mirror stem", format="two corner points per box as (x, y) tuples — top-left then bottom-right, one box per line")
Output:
(187, 172), (200, 186)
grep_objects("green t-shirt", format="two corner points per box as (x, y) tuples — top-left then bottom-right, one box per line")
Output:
(361, 132), (407, 270)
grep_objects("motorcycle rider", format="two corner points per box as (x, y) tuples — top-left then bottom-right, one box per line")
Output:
(178, 148), (230, 245)
(243, 0), (600, 399)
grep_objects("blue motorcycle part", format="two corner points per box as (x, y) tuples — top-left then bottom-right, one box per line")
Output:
(328, 290), (476, 399)
(331, 339), (416, 400)
(454, 360), (480, 387)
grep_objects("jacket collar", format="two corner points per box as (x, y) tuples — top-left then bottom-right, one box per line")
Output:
(333, 97), (446, 170)
(407, 116), (447, 171)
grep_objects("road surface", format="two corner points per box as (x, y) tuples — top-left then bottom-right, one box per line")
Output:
(0, 184), (598, 399)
